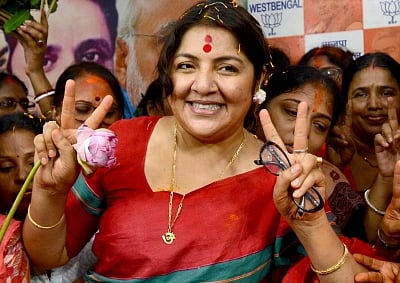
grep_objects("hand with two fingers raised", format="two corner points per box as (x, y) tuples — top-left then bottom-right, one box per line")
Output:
(33, 79), (114, 195)
(259, 101), (326, 222)
(326, 101), (356, 170)
(260, 101), (368, 282)
(375, 97), (400, 178)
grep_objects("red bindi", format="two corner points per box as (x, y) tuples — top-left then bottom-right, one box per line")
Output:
(203, 34), (213, 53)
(203, 44), (212, 53)
(95, 96), (101, 102)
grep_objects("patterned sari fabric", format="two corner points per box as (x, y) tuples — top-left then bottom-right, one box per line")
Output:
(0, 215), (30, 282)
(65, 117), (363, 282)
(317, 144), (366, 240)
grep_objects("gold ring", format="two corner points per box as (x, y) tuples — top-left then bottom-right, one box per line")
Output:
(316, 156), (323, 168)
(293, 148), (308, 153)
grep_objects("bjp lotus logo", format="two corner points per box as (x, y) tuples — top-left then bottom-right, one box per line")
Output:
(261, 12), (282, 36)
(380, 0), (400, 24)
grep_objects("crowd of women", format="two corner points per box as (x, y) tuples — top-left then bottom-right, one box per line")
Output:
(1, 0), (400, 282)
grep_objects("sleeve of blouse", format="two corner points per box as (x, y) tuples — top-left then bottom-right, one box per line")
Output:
(65, 172), (103, 258)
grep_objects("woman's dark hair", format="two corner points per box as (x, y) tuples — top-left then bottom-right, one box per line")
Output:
(269, 46), (291, 71)
(298, 46), (354, 71)
(135, 77), (164, 116)
(53, 61), (124, 114)
(261, 65), (344, 129)
(0, 112), (44, 136)
(342, 52), (400, 102)
(0, 72), (28, 96)
(157, 0), (271, 128)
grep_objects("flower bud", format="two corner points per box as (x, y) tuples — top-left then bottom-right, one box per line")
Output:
(73, 125), (118, 175)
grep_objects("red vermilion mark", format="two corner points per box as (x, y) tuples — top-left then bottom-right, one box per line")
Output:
(95, 96), (101, 102)
(5, 77), (14, 84)
(371, 62), (376, 70)
(314, 56), (322, 68)
(312, 85), (323, 113)
(203, 34), (212, 53)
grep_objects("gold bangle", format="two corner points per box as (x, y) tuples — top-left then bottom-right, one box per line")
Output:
(27, 205), (64, 230)
(310, 243), (349, 275)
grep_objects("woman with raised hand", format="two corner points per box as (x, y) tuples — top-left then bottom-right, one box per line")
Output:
(352, 160), (400, 282)
(0, 112), (44, 282)
(254, 65), (368, 240)
(326, 53), (400, 244)
(24, 1), (374, 282)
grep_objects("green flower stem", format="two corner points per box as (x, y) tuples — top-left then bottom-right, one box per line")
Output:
(0, 161), (41, 243)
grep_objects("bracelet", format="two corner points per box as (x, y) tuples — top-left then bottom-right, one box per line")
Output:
(34, 90), (55, 103)
(27, 205), (64, 230)
(310, 243), (349, 275)
(364, 189), (385, 216)
(42, 110), (53, 119)
(377, 228), (400, 249)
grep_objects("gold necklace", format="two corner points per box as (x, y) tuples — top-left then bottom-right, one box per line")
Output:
(161, 122), (246, 245)
(219, 134), (246, 179)
(162, 123), (184, 244)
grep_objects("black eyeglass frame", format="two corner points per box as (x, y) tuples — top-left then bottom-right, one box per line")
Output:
(254, 140), (324, 216)
(0, 98), (35, 110)
(319, 66), (343, 81)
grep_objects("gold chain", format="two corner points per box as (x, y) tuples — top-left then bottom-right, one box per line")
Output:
(161, 122), (246, 245)
(219, 134), (246, 178)
(162, 123), (184, 244)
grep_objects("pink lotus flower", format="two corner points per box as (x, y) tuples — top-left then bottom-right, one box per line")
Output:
(73, 125), (118, 174)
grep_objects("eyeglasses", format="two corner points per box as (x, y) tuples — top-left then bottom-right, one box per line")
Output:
(130, 22), (174, 49)
(0, 98), (35, 110)
(74, 100), (121, 125)
(254, 140), (324, 216)
(131, 33), (166, 50)
(320, 67), (342, 81)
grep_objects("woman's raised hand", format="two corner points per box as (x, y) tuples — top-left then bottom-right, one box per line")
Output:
(375, 97), (400, 178)
(326, 101), (356, 170)
(16, 8), (48, 75)
(34, 79), (114, 194)
(259, 101), (325, 221)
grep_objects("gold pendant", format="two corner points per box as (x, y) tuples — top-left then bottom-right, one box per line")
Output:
(162, 232), (176, 244)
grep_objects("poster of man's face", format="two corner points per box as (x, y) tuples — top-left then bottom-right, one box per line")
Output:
(364, 27), (400, 63)
(7, 0), (116, 101)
